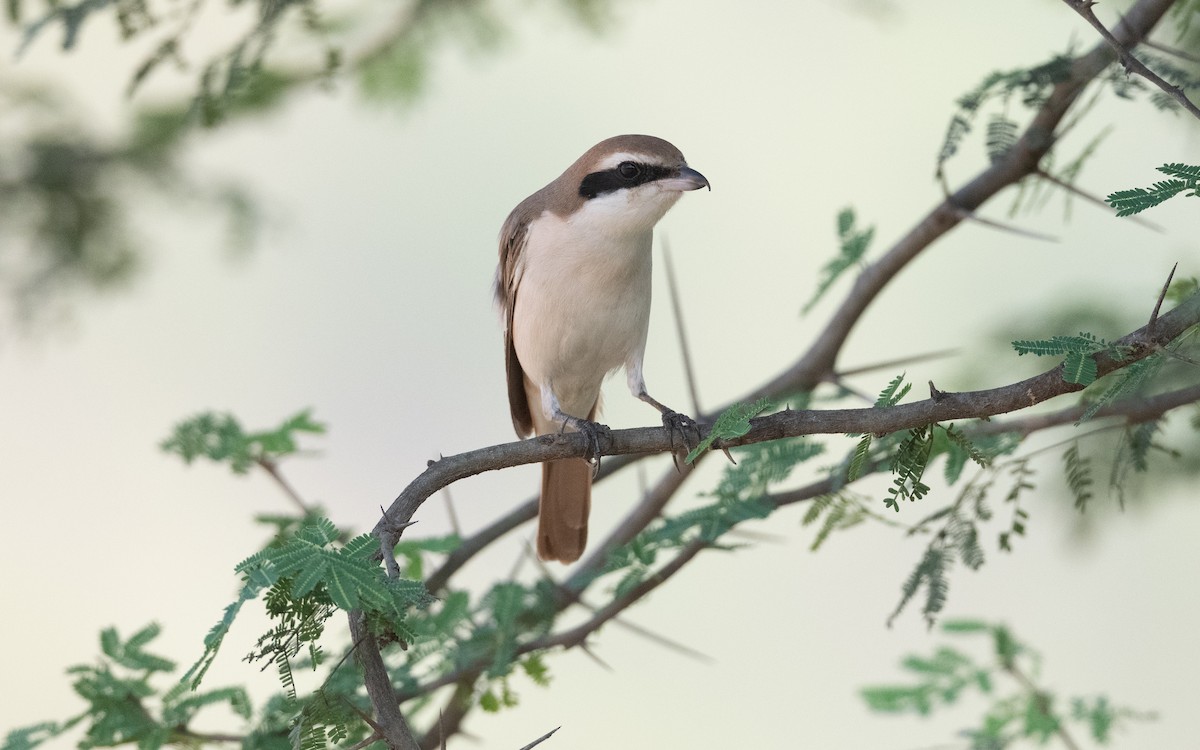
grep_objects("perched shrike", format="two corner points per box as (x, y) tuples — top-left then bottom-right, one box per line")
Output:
(494, 134), (709, 563)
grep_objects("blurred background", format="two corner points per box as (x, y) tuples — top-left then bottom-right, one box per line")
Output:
(2, 0), (1199, 747)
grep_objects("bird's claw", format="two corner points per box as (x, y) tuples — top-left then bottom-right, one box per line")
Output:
(661, 410), (700, 453)
(574, 419), (612, 472)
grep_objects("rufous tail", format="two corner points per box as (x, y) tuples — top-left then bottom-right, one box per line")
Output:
(537, 458), (592, 563)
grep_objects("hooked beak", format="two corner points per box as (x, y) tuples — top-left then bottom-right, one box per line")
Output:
(660, 165), (710, 192)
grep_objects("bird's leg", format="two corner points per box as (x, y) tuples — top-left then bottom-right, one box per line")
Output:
(626, 364), (699, 452)
(635, 389), (699, 452)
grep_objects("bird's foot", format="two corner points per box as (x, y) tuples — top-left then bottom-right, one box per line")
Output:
(661, 409), (700, 453)
(562, 417), (612, 472)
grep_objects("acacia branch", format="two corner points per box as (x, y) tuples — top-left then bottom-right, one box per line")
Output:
(377, 291), (1199, 549)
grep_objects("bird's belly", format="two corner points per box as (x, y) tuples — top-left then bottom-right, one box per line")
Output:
(513, 248), (651, 417)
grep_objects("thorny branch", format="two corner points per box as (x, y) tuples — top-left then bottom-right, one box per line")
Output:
(376, 280), (1200, 578)
(352, 0), (1190, 745)
(1061, 0), (1200, 121)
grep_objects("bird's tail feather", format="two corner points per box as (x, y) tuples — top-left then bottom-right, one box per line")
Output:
(537, 458), (591, 563)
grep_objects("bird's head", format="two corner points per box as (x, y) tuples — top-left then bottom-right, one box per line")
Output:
(567, 134), (709, 236)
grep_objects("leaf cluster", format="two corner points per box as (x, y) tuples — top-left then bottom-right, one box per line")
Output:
(2, 625), (250, 750)
(862, 620), (1153, 747)
(0, 68), (272, 321)
(837, 374), (1032, 625)
(801, 206), (875, 314)
(158, 412), (571, 732)
(160, 409), (325, 474)
(185, 517), (428, 691)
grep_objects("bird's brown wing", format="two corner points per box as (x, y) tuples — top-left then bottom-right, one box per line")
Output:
(497, 200), (536, 438)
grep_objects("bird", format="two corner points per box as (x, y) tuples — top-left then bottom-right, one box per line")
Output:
(494, 134), (709, 563)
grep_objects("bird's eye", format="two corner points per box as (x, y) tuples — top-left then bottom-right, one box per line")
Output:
(617, 161), (641, 180)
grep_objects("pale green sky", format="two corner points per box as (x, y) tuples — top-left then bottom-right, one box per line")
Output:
(3, 1), (1199, 748)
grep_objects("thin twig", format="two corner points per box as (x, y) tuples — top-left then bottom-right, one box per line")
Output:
(1141, 37), (1200, 64)
(949, 205), (1060, 242)
(530, 545), (711, 661)
(606, 613), (714, 663)
(1061, 0), (1200, 121)
(1035, 169), (1163, 231)
(343, 734), (384, 750)
(518, 727), (560, 750)
(835, 348), (961, 378)
(256, 458), (314, 515)
(441, 486), (461, 537)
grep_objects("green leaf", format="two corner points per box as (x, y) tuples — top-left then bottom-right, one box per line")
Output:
(1062, 349), (1098, 385)
(847, 433), (872, 481)
(985, 115), (1018, 162)
(181, 564), (275, 689)
(711, 437), (823, 502)
(100, 624), (175, 673)
(803, 207), (875, 313)
(1012, 332), (1106, 357)
(520, 654), (551, 687)
(888, 545), (950, 627)
(1108, 183), (1188, 216)
(802, 493), (870, 551)
(161, 409), (325, 475)
(1022, 692), (1060, 741)
(684, 398), (771, 463)
(1078, 353), (1163, 424)
(479, 688), (500, 713)
(1157, 162), (1200, 180)
(392, 533), (461, 580)
(939, 423), (992, 485)
(875, 372), (911, 408)
(941, 619), (990, 633)
(1063, 443), (1094, 512)
(884, 425), (934, 512)
(2, 723), (64, 750)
